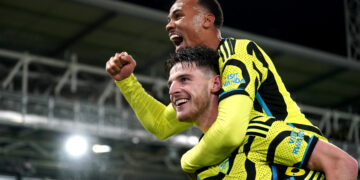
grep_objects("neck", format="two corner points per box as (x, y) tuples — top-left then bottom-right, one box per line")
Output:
(194, 96), (218, 133)
(201, 29), (221, 50)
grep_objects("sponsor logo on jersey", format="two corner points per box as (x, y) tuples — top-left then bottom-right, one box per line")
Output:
(289, 129), (305, 155)
(223, 73), (245, 87)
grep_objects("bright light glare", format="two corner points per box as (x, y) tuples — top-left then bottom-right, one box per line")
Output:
(173, 135), (199, 146)
(174, 135), (188, 144)
(188, 136), (199, 146)
(92, 144), (111, 153)
(65, 135), (88, 157)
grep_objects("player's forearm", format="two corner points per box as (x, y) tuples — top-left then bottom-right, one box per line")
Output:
(324, 150), (358, 180)
(115, 74), (192, 139)
(324, 158), (358, 180)
(181, 95), (252, 173)
(308, 140), (358, 180)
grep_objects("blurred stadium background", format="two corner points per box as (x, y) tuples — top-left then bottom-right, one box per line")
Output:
(0, 0), (359, 179)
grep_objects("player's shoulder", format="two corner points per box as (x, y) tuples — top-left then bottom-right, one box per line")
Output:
(221, 38), (259, 52)
(233, 38), (261, 52)
(225, 38), (253, 45)
(218, 38), (254, 61)
(232, 38), (252, 44)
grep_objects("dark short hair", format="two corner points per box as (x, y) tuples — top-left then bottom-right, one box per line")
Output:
(166, 46), (219, 75)
(198, 0), (224, 28)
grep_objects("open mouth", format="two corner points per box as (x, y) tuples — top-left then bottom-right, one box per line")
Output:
(170, 34), (184, 47)
(175, 99), (189, 106)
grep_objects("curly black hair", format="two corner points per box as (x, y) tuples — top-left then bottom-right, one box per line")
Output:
(165, 46), (219, 75)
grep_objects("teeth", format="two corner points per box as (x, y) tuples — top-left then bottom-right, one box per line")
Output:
(175, 99), (188, 106)
(170, 34), (180, 41)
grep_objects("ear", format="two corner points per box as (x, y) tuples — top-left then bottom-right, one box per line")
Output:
(210, 75), (221, 93)
(203, 13), (215, 29)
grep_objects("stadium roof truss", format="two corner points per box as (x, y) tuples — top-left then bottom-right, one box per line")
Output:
(0, 0), (359, 179)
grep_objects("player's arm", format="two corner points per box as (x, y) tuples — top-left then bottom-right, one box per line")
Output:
(181, 95), (253, 173)
(307, 139), (358, 180)
(106, 52), (192, 140)
(181, 42), (262, 173)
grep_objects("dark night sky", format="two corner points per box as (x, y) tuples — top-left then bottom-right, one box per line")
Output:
(121, 0), (347, 56)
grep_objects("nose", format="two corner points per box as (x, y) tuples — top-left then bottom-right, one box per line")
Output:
(169, 81), (180, 96)
(166, 19), (174, 32)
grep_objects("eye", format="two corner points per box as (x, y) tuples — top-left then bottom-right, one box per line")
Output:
(174, 14), (180, 19)
(181, 77), (189, 82)
(173, 12), (183, 20)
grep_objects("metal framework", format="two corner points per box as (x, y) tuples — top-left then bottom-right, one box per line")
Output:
(70, 0), (360, 71)
(0, 0), (358, 178)
(0, 47), (359, 157)
(0, 48), (192, 179)
(345, 0), (360, 61)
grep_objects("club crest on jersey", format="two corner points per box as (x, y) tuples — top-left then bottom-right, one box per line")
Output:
(223, 73), (245, 87)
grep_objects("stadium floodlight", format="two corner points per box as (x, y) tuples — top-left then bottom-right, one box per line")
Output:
(92, 144), (111, 153)
(172, 135), (199, 146)
(188, 136), (199, 146)
(65, 135), (88, 157)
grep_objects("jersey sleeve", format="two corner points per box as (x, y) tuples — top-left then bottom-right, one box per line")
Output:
(181, 95), (253, 173)
(219, 40), (268, 101)
(115, 74), (192, 140)
(181, 40), (269, 173)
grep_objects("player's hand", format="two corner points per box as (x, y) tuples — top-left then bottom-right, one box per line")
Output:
(106, 52), (136, 81)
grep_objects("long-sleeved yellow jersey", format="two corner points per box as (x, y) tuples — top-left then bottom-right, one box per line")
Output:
(115, 38), (314, 173)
